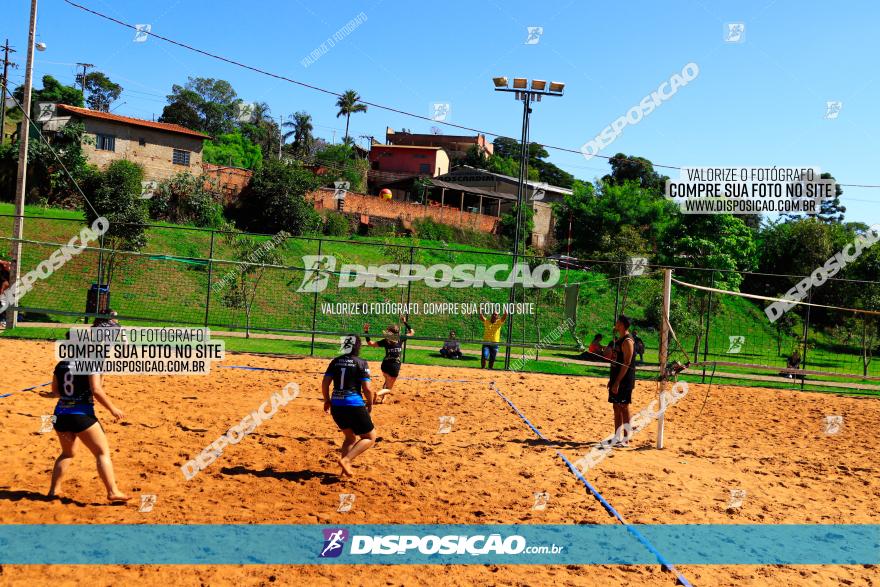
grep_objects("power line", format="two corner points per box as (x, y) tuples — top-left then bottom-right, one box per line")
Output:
(59, 0), (880, 192)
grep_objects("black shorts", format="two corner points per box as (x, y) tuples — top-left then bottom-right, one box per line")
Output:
(608, 385), (634, 405)
(54, 413), (100, 433)
(380, 359), (401, 378)
(330, 405), (374, 435)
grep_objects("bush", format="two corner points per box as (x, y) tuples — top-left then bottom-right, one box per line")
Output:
(323, 211), (351, 236)
(499, 204), (535, 242)
(412, 218), (454, 242)
(203, 132), (263, 170)
(412, 218), (502, 249)
(236, 159), (322, 235)
(149, 172), (225, 227)
(82, 159), (149, 284)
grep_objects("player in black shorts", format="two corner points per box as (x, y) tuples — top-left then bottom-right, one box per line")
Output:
(607, 314), (636, 447)
(48, 334), (129, 502)
(322, 334), (377, 477)
(363, 314), (414, 403)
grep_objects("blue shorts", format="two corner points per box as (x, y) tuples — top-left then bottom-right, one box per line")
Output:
(482, 344), (499, 361)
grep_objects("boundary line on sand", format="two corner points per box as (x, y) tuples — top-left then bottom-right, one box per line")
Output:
(489, 381), (693, 587)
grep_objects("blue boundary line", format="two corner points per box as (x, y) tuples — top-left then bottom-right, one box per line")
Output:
(0, 382), (51, 399)
(489, 381), (693, 587)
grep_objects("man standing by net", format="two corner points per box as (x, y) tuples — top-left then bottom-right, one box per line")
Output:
(607, 314), (636, 447)
(479, 310), (508, 369)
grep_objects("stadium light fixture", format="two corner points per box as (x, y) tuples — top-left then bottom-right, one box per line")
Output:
(490, 75), (565, 370)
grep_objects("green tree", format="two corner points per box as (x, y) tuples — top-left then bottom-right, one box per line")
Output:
(148, 171), (225, 227)
(14, 75), (83, 107)
(554, 180), (679, 258)
(282, 111), (314, 159)
(314, 143), (369, 192)
(659, 214), (757, 290)
(237, 159), (322, 234)
(492, 137), (573, 187)
(160, 77), (241, 135)
(75, 71), (122, 112)
(817, 171), (846, 223)
(239, 102), (280, 160)
(220, 229), (288, 338)
(1, 119), (93, 206)
(82, 160), (149, 286)
(335, 89), (368, 143)
(203, 132), (263, 170)
(499, 204), (535, 247)
(601, 153), (668, 194)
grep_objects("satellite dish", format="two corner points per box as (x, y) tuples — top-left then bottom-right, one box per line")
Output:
(430, 126), (443, 135)
(35, 42), (47, 52)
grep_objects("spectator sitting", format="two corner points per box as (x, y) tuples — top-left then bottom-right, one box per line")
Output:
(584, 334), (608, 361)
(781, 349), (802, 379)
(440, 331), (463, 359)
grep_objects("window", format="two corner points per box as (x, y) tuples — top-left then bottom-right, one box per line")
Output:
(419, 163), (431, 174)
(138, 137), (146, 146)
(172, 149), (191, 166)
(96, 134), (116, 151)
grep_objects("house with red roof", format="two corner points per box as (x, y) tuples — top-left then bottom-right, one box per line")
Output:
(48, 104), (209, 181)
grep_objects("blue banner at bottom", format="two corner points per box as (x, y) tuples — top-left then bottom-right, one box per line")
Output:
(0, 524), (877, 565)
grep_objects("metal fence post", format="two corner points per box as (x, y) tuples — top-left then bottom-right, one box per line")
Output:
(800, 288), (813, 392)
(402, 245), (414, 363)
(203, 230), (215, 327)
(613, 261), (622, 325)
(309, 239), (323, 356)
(701, 271), (714, 383)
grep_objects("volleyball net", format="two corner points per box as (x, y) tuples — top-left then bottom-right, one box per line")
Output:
(662, 272), (880, 395)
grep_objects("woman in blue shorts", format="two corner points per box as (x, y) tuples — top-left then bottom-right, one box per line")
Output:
(48, 339), (129, 502)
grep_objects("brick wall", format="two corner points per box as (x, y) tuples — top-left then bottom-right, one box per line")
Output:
(308, 188), (499, 233)
(203, 163), (253, 204)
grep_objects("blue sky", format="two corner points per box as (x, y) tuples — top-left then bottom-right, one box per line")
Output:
(5, 0), (879, 223)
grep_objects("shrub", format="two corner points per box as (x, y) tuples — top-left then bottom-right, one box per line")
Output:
(412, 218), (502, 249)
(82, 159), (149, 285)
(149, 172), (225, 227)
(323, 211), (351, 236)
(236, 159), (322, 235)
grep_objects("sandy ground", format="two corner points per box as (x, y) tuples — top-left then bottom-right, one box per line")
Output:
(0, 338), (877, 586)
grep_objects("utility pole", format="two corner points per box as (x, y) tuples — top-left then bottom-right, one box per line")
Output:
(0, 39), (18, 144)
(8, 0), (38, 328)
(278, 114), (283, 158)
(75, 62), (93, 102)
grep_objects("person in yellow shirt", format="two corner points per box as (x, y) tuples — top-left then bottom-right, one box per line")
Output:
(479, 310), (508, 369)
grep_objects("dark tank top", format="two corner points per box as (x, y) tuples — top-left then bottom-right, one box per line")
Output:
(609, 333), (636, 392)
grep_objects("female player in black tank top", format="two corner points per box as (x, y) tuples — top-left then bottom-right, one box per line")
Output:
(48, 329), (130, 503)
(363, 314), (414, 403)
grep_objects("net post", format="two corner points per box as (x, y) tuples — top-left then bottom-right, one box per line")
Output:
(657, 268), (672, 449)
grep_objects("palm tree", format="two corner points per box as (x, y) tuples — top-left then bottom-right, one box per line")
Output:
(250, 101), (271, 125)
(335, 90), (368, 143)
(282, 111), (314, 159)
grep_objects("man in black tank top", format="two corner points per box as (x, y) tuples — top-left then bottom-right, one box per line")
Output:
(607, 314), (636, 447)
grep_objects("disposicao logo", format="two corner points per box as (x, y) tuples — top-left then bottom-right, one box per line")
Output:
(320, 528), (349, 558)
(296, 255), (561, 293)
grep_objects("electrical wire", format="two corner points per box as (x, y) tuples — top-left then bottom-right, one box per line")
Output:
(60, 0), (880, 192)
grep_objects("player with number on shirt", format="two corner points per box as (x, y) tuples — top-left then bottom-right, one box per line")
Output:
(321, 334), (376, 477)
(48, 328), (130, 503)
